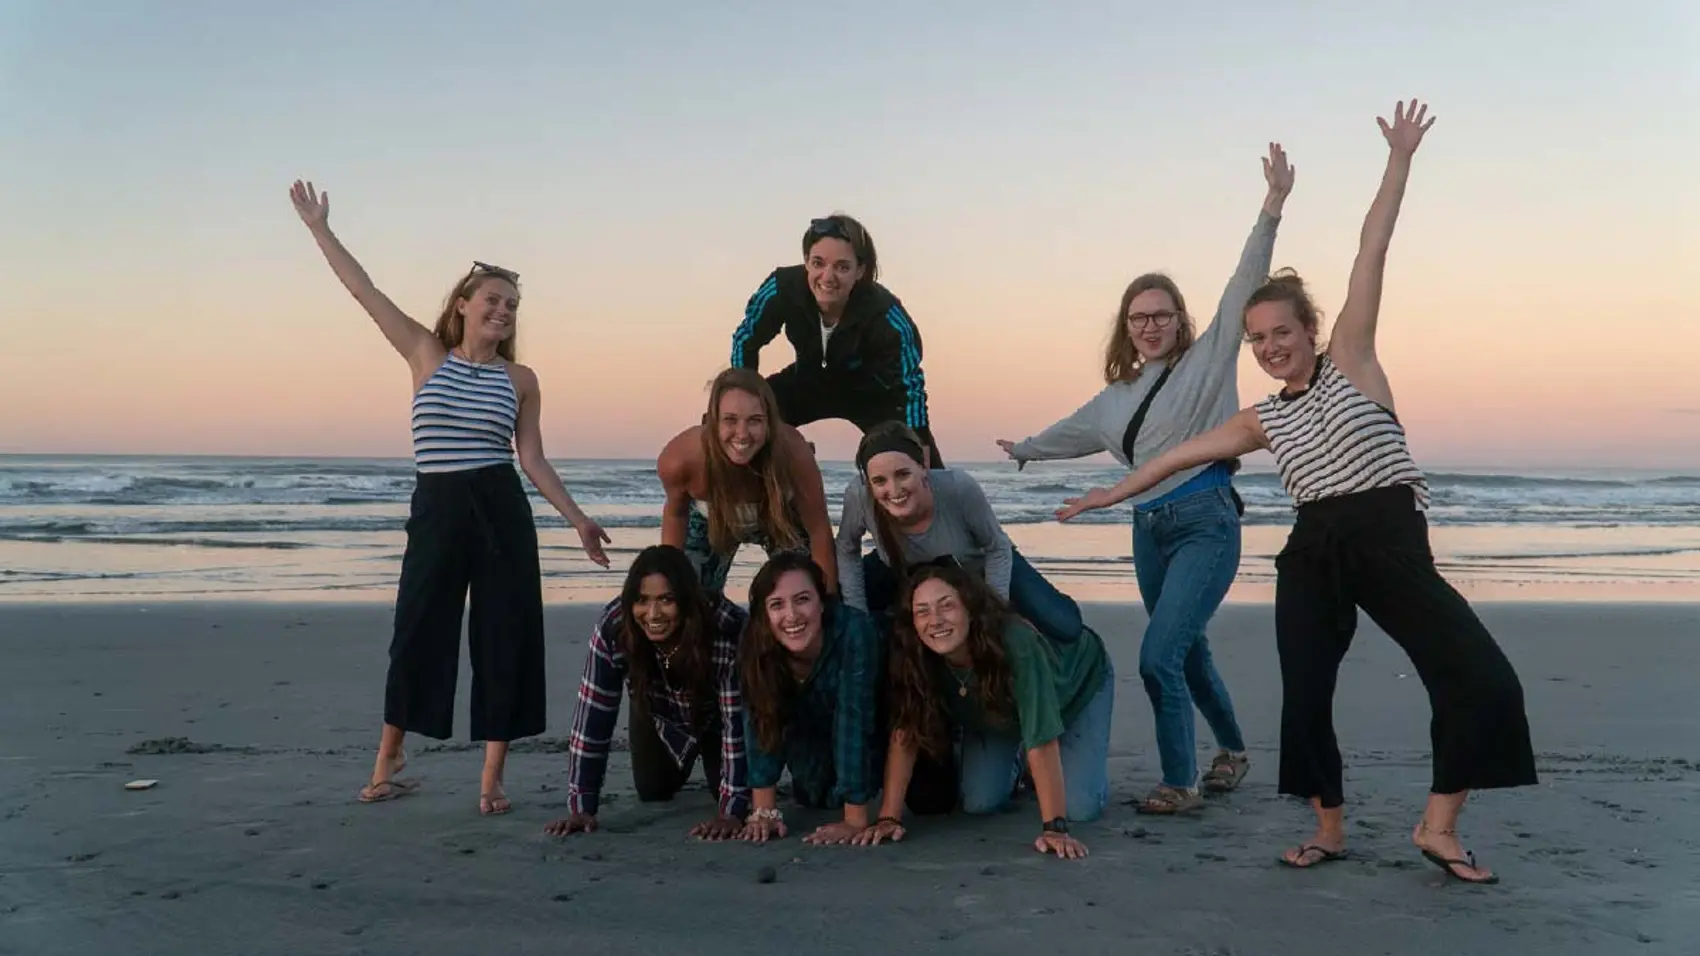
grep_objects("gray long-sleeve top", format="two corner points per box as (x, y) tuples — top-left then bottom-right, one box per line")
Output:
(835, 469), (1011, 612)
(1008, 210), (1280, 506)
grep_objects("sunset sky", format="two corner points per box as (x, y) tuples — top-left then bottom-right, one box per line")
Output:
(3, 1), (1695, 468)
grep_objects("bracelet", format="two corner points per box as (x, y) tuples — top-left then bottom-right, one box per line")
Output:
(748, 807), (784, 823)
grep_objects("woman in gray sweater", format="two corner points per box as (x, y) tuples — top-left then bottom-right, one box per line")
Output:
(996, 143), (1294, 814)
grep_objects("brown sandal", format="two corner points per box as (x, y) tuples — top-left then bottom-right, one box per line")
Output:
(1201, 751), (1250, 793)
(1134, 784), (1203, 815)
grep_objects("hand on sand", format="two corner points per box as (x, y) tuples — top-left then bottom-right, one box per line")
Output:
(737, 817), (787, 843)
(994, 439), (1026, 471)
(801, 821), (865, 846)
(1035, 831), (1089, 860)
(1378, 99), (1435, 156)
(689, 814), (742, 842)
(1263, 142), (1295, 199)
(850, 819), (906, 846)
(289, 180), (329, 229)
(576, 519), (612, 568)
(1055, 487), (1114, 522)
(543, 812), (597, 837)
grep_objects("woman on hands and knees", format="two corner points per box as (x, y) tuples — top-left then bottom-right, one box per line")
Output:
(997, 143), (1294, 815)
(657, 368), (838, 599)
(736, 553), (889, 846)
(1056, 101), (1535, 884)
(288, 181), (610, 817)
(855, 566), (1114, 861)
(545, 545), (749, 841)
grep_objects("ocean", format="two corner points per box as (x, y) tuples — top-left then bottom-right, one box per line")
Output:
(2, 455), (1697, 604)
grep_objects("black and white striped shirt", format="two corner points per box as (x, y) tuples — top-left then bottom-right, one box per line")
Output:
(410, 353), (518, 474)
(1254, 355), (1429, 509)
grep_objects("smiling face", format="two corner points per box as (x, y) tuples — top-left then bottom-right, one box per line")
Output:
(457, 276), (519, 347)
(864, 450), (931, 525)
(908, 576), (970, 664)
(805, 236), (864, 316)
(715, 387), (769, 466)
(763, 569), (824, 658)
(631, 573), (680, 643)
(1125, 287), (1182, 362)
(1245, 300), (1318, 386)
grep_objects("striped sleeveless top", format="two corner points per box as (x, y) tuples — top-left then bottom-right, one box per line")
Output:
(410, 353), (519, 474)
(1253, 355), (1430, 509)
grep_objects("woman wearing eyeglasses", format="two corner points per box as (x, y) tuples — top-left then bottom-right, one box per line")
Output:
(994, 144), (1294, 816)
(729, 213), (945, 467)
(289, 180), (611, 817)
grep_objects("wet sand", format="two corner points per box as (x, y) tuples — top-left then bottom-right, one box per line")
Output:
(1, 601), (1693, 955)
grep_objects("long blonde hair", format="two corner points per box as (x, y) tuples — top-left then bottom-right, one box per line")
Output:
(431, 265), (519, 361)
(1103, 272), (1194, 385)
(700, 368), (804, 554)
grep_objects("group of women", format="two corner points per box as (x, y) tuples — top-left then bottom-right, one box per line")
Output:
(289, 98), (1536, 884)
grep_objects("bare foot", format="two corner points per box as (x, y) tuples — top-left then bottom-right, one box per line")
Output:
(1413, 823), (1497, 884)
(1280, 827), (1347, 868)
(480, 790), (512, 816)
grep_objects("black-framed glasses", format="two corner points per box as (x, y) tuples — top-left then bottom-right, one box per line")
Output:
(1127, 310), (1179, 330)
(471, 260), (520, 282)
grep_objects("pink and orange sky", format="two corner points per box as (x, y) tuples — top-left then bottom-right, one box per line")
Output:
(3, 2), (1696, 468)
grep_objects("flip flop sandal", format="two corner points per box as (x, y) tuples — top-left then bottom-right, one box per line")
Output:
(1201, 752), (1250, 793)
(1133, 785), (1203, 815)
(480, 793), (512, 816)
(1280, 844), (1349, 868)
(1421, 848), (1499, 884)
(358, 779), (417, 804)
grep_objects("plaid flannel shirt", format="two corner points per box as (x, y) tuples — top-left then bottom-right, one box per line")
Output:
(565, 596), (750, 818)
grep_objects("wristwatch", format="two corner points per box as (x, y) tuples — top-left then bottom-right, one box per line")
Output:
(1042, 817), (1069, 834)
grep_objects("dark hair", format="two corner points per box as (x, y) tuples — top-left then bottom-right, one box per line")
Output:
(854, 421), (930, 588)
(432, 263), (520, 362)
(618, 545), (717, 709)
(1244, 268), (1325, 350)
(700, 368), (804, 554)
(738, 551), (831, 755)
(1103, 272), (1195, 385)
(890, 564), (1016, 758)
(802, 213), (879, 284)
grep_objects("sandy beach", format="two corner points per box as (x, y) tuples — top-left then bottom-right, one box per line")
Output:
(1, 600), (1693, 955)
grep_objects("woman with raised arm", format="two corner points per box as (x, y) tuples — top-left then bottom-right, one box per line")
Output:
(288, 180), (611, 816)
(657, 368), (838, 599)
(1056, 101), (1536, 884)
(996, 144), (1294, 815)
(544, 545), (748, 842)
(852, 565), (1112, 860)
(838, 421), (1085, 645)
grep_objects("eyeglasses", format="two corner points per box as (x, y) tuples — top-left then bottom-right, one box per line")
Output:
(1127, 310), (1180, 330)
(471, 260), (520, 282)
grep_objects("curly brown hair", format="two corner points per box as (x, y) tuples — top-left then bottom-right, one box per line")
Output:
(738, 551), (829, 755)
(617, 545), (717, 713)
(890, 564), (1016, 758)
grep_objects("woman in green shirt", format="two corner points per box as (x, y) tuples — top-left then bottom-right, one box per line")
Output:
(855, 565), (1114, 859)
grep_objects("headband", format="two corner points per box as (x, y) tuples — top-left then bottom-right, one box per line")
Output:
(856, 433), (927, 474)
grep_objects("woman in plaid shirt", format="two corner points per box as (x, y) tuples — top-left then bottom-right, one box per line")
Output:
(545, 545), (750, 841)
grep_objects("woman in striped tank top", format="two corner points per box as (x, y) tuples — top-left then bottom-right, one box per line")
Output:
(290, 180), (612, 817)
(1053, 102), (1535, 884)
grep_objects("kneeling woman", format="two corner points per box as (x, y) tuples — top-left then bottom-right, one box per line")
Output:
(736, 552), (905, 845)
(837, 422), (1084, 645)
(856, 565), (1114, 860)
(546, 545), (749, 840)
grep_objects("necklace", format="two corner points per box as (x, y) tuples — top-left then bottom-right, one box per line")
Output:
(656, 642), (681, 670)
(951, 669), (972, 698)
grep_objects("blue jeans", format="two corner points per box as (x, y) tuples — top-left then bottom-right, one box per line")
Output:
(1132, 484), (1246, 789)
(862, 549), (1084, 644)
(957, 659), (1115, 822)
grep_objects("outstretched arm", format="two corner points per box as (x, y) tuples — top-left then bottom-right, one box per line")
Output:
(1055, 408), (1267, 521)
(288, 181), (439, 372)
(1328, 100), (1435, 378)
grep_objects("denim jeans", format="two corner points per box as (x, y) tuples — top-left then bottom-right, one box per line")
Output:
(956, 659), (1115, 822)
(861, 549), (1084, 644)
(1132, 484), (1246, 788)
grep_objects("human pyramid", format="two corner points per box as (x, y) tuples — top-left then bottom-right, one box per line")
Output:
(288, 98), (1535, 885)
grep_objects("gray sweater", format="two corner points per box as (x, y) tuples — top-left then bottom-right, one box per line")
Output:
(835, 469), (1012, 612)
(1009, 210), (1280, 505)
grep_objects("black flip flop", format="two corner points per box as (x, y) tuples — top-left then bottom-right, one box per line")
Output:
(1280, 844), (1348, 868)
(1421, 848), (1500, 885)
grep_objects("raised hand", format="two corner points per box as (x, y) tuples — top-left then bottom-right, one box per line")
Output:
(1263, 142), (1295, 199)
(289, 180), (329, 230)
(1378, 99), (1435, 156)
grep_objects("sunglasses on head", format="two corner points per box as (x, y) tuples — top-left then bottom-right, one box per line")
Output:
(471, 260), (520, 282)
(808, 217), (853, 242)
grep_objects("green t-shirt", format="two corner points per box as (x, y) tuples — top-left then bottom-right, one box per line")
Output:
(940, 619), (1107, 750)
